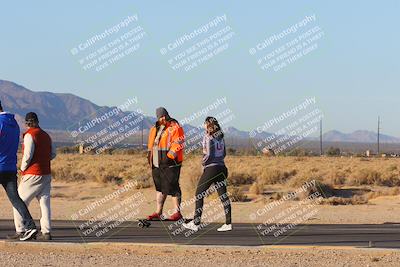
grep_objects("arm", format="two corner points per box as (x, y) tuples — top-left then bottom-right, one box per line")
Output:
(223, 139), (226, 158)
(147, 127), (156, 165)
(51, 140), (57, 160)
(167, 123), (184, 159)
(21, 134), (35, 171)
(202, 135), (214, 166)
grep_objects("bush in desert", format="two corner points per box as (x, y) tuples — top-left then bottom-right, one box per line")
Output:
(49, 153), (400, 205)
(249, 182), (264, 195)
(326, 147), (341, 156)
(259, 168), (297, 185)
(228, 172), (254, 186)
(229, 187), (247, 202)
(349, 169), (383, 186)
(320, 196), (368, 205)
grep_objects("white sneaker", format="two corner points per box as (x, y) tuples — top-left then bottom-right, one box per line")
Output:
(182, 221), (199, 232)
(20, 228), (38, 241)
(217, 224), (232, 232)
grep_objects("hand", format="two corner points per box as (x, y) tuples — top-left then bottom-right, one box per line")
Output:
(147, 151), (152, 166)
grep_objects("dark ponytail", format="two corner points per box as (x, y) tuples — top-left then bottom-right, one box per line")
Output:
(205, 116), (224, 139)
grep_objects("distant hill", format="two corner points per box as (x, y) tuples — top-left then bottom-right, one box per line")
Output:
(322, 130), (400, 144)
(1, 79), (399, 145)
(0, 80), (154, 134)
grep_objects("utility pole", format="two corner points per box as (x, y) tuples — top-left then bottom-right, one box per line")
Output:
(377, 116), (380, 155)
(320, 119), (323, 156)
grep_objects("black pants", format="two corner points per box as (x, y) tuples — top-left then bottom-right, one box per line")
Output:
(193, 165), (231, 225)
(152, 166), (182, 197)
(0, 172), (36, 230)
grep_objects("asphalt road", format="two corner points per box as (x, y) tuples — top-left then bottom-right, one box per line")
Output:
(0, 220), (399, 248)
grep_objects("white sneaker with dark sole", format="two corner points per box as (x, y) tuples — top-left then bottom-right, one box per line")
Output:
(182, 221), (199, 232)
(217, 224), (232, 232)
(20, 229), (38, 241)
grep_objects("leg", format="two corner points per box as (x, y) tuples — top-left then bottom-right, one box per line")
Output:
(169, 166), (182, 214)
(37, 175), (52, 234)
(1, 172), (36, 230)
(216, 178), (232, 225)
(193, 168), (215, 225)
(156, 191), (167, 215)
(152, 167), (166, 215)
(13, 175), (38, 233)
(171, 194), (181, 214)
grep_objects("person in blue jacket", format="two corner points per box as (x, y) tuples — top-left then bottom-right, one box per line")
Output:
(0, 101), (37, 241)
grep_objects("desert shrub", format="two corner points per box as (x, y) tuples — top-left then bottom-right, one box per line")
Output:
(52, 166), (87, 182)
(229, 187), (247, 202)
(380, 172), (400, 186)
(320, 196), (368, 205)
(131, 175), (152, 189)
(268, 192), (284, 201)
(289, 172), (323, 188)
(299, 180), (335, 199)
(349, 169), (382, 186)
(96, 172), (123, 184)
(293, 157), (307, 162)
(249, 182), (264, 195)
(57, 146), (79, 154)
(259, 169), (297, 185)
(387, 164), (398, 172)
(227, 148), (237, 155)
(228, 172), (254, 186)
(326, 147), (341, 156)
(286, 148), (307, 157)
(331, 171), (347, 185)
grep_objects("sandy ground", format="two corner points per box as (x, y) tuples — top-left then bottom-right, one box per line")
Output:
(1, 181), (399, 266)
(0, 242), (399, 267)
(0, 181), (399, 225)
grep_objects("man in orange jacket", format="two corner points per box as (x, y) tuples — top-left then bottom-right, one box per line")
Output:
(147, 107), (184, 221)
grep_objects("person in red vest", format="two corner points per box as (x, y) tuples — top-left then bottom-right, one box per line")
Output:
(9, 112), (56, 241)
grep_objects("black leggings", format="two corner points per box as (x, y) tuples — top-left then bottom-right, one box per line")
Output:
(193, 165), (231, 226)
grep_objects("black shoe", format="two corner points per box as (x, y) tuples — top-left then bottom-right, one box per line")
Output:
(19, 229), (38, 241)
(6, 232), (24, 240)
(37, 233), (52, 241)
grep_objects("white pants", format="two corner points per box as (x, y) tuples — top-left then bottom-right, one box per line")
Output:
(13, 174), (51, 234)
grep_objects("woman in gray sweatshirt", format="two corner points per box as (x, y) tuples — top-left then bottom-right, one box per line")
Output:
(183, 117), (232, 232)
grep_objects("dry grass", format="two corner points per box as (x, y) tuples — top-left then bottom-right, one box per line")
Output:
(49, 153), (400, 205)
(51, 153), (152, 188)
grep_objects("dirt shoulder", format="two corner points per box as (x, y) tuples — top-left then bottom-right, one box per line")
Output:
(1, 242), (399, 267)
(1, 181), (399, 225)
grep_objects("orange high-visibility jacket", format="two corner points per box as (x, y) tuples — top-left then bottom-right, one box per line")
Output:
(147, 119), (185, 167)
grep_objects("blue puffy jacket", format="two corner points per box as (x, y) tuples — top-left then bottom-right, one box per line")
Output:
(0, 112), (20, 172)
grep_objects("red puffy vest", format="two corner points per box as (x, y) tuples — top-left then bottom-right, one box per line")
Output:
(22, 127), (52, 175)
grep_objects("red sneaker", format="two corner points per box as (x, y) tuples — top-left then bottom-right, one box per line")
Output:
(168, 212), (183, 221)
(147, 212), (162, 221)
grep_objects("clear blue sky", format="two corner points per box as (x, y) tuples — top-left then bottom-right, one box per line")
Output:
(1, 1), (399, 135)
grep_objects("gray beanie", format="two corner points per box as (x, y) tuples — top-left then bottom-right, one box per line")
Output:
(156, 107), (170, 120)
